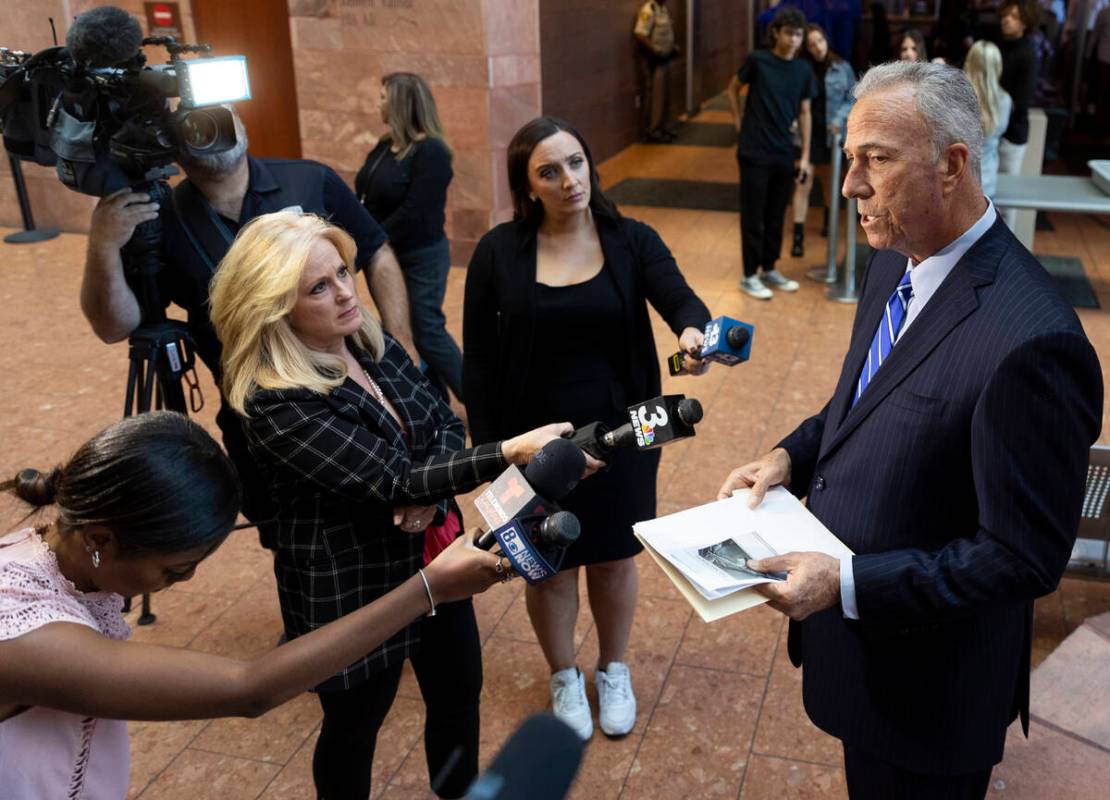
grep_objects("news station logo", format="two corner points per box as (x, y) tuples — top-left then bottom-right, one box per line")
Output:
(496, 521), (552, 583)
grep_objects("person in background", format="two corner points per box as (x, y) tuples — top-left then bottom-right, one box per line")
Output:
(356, 72), (464, 403)
(1093, 3), (1110, 139)
(727, 5), (816, 299)
(634, 0), (680, 142)
(463, 116), (710, 742)
(82, 103), (415, 554)
(996, 0), (1040, 229)
(0, 412), (506, 799)
(965, 40), (1013, 198)
(899, 27), (929, 61)
(868, 2), (893, 65)
(791, 22), (857, 257)
(209, 211), (574, 799)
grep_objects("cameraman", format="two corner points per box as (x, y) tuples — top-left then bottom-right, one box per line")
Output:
(79, 109), (416, 547)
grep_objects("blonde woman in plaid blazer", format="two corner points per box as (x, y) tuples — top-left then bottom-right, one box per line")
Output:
(209, 211), (572, 799)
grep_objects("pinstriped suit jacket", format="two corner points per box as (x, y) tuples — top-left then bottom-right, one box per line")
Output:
(242, 335), (507, 691)
(778, 217), (1103, 775)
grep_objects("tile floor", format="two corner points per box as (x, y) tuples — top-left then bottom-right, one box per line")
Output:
(2, 109), (1110, 798)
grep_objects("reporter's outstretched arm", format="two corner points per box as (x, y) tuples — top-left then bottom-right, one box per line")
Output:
(0, 535), (504, 722)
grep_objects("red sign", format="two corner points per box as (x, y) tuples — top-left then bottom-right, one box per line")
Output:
(144, 1), (182, 38)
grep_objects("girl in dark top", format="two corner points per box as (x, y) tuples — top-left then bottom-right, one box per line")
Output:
(356, 72), (464, 402)
(898, 27), (929, 62)
(790, 22), (857, 257)
(463, 116), (711, 742)
(727, 6), (816, 300)
(996, 1), (1040, 228)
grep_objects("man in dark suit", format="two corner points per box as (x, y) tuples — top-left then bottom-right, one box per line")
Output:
(717, 61), (1102, 798)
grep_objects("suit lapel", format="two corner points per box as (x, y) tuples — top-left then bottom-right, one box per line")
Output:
(333, 353), (409, 446)
(823, 221), (1006, 458)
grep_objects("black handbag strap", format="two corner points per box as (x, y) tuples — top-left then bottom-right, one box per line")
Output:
(356, 141), (392, 205)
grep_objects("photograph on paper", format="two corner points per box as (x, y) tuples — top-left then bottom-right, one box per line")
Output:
(666, 528), (786, 599)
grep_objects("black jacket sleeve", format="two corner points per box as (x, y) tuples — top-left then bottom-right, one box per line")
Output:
(462, 234), (503, 445)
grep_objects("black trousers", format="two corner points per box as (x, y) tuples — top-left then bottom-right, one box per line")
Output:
(843, 744), (993, 800)
(738, 157), (796, 277)
(313, 599), (483, 800)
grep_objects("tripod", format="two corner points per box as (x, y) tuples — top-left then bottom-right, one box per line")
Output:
(118, 174), (202, 625)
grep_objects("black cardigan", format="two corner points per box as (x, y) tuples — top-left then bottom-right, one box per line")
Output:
(462, 214), (711, 445)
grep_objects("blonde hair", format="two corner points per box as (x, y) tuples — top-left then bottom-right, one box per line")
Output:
(382, 72), (451, 160)
(209, 211), (385, 415)
(964, 40), (1009, 139)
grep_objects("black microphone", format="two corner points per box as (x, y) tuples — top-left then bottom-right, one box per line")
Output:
(569, 395), (703, 459)
(472, 437), (585, 549)
(464, 714), (583, 800)
(476, 509), (580, 551)
(66, 7), (145, 68)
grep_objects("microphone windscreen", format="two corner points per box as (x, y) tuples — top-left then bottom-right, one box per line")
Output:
(66, 7), (144, 68)
(465, 714), (582, 800)
(523, 438), (585, 501)
(726, 325), (751, 349)
(677, 398), (703, 426)
(538, 511), (581, 548)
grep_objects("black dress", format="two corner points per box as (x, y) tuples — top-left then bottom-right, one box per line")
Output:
(516, 266), (654, 568)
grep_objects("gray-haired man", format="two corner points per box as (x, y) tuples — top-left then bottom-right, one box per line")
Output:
(718, 61), (1101, 797)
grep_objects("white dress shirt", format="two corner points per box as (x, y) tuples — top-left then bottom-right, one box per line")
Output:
(840, 200), (998, 619)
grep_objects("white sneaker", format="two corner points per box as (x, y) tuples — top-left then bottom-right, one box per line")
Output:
(596, 662), (636, 737)
(762, 269), (800, 292)
(741, 275), (774, 300)
(550, 666), (593, 741)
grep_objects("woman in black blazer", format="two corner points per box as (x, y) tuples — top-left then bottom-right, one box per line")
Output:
(463, 116), (711, 742)
(208, 210), (569, 800)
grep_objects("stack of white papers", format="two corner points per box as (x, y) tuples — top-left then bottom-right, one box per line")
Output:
(633, 487), (852, 622)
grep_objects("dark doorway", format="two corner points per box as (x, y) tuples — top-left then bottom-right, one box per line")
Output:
(191, 0), (302, 159)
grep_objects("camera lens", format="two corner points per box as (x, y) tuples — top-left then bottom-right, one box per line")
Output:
(179, 110), (219, 150)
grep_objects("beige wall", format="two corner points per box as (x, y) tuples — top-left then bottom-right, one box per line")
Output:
(0, 1), (198, 233)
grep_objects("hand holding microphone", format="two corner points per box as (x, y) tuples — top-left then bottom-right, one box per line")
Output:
(567, 394), (704, 461)
(668, 316), (754, 376)
(472, 438), (587, 584)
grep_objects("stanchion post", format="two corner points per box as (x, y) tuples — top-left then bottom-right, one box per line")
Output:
(807, 130), (843, 284)
(4, 155), (60, 244)
(827, 196), (860, 303)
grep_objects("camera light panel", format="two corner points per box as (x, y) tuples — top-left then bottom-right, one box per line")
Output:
(179, 56), (250, 108)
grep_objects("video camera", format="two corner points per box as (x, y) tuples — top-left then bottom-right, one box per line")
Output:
(0, 5), (250, 196)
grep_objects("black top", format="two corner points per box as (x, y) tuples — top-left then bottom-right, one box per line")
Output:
(737, 49), (818, 165)
(998, 35), (1037, 145)
(520, 269), (626, 431)
(158, 156), (388, 380)
(462, 214), (711, 446)
(354, 137), (453, 253)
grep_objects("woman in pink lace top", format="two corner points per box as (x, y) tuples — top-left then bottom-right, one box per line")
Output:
(0, 412), (513, 798)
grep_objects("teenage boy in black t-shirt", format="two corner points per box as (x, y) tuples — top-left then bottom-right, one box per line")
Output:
(727, 6), (817, 300)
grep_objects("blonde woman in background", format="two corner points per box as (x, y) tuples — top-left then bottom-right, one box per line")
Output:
(356, 73), (463, 403)
(209, 211), (574, 799)
(965, 40), (1012, 199)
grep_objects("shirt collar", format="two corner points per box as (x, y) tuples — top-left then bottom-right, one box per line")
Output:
(246, 155), (280, 195)
(905, 199), (997, 299)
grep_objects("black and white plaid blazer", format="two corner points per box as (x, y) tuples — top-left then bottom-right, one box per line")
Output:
(242, 334), (506, 691)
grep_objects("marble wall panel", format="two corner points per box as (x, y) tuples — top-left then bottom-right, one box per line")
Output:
(490, 54), (542, 87)
(486, 0), (541, 57)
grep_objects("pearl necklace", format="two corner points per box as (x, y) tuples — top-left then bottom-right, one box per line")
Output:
(360, 367), (388, 406)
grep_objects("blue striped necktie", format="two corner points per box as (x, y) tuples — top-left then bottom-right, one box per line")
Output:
(853, 271), (914, 406)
